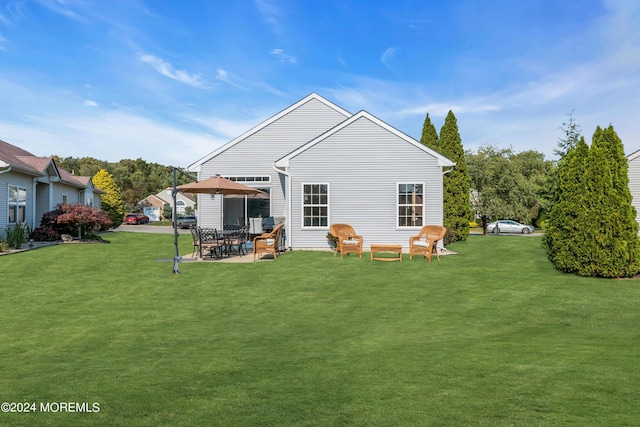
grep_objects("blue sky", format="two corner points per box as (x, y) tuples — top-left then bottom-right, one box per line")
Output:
(0, 0), (639, 166)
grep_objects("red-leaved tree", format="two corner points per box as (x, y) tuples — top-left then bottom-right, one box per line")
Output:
(48, 203), (111, 239)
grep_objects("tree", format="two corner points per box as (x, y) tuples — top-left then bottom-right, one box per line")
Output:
(467, 146), (551, 234)
(543, 125), (640, 278)
(554, 109), (582, 158)
(542, 137), (588, 272)
(419, 113), (439, 150)
(438, 111), (473, 242)
(576, 126), (640, 277)
(93, 169), (125, 228)
(34, 203), (111, 240)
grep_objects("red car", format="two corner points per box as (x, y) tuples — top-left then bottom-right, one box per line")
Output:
(124, 213), (150, 225)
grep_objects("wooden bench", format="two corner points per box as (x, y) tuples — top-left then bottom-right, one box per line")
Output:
(370, 244), (403, 262)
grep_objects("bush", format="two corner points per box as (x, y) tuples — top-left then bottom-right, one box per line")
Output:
(469, 221), (478, 228)
(38, 204), (112, 239)
(443, 227), (455, 246)
(29, 226), (61, 242)
(2, 223), (30, 249)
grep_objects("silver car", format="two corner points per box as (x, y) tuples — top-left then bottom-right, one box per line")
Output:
(175, 215), (197, 229)
(486, 220), (534, 234)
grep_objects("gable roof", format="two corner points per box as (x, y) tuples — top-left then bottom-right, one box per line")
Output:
(275, 110), (456, 168)
(188, 93), (352, 172)
(627, 149), (640, 162)
(0, 139), (100, 191)
(0, 139), (60, 177)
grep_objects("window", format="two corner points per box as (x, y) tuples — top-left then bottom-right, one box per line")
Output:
(61, 194), (67, 204)
(86, 197), (93, 207)
(398, 183), (424, 227)
(302, 184), (328, 227)
(226, 176), (271, 183)
(8, 185), (27, 224)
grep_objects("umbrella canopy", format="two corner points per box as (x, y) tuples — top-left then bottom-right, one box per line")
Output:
(177, 175), (267, 196)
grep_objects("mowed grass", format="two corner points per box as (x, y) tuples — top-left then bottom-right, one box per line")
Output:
(1, 233), (639, 426)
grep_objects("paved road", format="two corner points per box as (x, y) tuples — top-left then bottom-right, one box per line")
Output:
(114, 224), (190, 234)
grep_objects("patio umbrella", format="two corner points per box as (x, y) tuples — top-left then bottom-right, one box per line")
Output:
(171, 174), (267, 274)
(177, 175), (267, 196)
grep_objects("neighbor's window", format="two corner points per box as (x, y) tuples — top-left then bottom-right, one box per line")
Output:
(302, 184), (328, 227)
(398, 183), (424, 227)
(61, 194), (67, 204)
(8, 185), (27, 224)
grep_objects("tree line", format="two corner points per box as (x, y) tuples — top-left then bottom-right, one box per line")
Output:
(420, 110), (639, 278)
(53, 156), (192, 209)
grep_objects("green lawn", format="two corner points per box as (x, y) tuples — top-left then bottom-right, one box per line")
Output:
(1, 233), (639, 426)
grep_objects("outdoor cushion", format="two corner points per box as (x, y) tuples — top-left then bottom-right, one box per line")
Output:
(265, 238), (275, 245)
(413, 241), (431, 247)
(343, 239), (359, 245)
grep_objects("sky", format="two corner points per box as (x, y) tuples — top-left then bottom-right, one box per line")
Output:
(0, 0), (639, 167)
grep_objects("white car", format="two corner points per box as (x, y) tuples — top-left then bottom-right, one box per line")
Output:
(486, 220), (534, 234)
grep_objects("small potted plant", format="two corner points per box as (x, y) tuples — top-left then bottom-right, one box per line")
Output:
(326, 232), (338, 249)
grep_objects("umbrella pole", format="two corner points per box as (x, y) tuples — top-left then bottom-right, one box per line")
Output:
(171, 167), (197, 274)
(172, 168), (181, 274)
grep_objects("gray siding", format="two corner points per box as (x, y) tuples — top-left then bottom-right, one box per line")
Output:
(629, 154), (640, 233)
(0, 170), (35, 229)
(197, 98), (349, 228)
(287, 116), (444, 250)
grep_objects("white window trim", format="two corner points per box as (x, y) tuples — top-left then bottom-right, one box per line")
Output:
(396, 182), (425, 229)
(301, 182), (329, 229)
(8, 184), (27, 224)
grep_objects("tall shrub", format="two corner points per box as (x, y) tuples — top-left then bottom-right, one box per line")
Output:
(438, 111), (472, 242)
(542, 138), (588, 272)
(575, 126), (640, 277)
(93, 169), (125, 228)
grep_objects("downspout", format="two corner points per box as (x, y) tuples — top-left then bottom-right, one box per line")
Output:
(272, 162), (291, 250)
(32, 177), (38, 228)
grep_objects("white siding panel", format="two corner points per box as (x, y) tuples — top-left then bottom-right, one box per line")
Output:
(628, 155), (640, 233)
(287, 116), (444, 250)
(197, 98), (349, 227)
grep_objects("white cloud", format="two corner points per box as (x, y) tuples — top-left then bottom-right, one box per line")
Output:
(83, 99), (98, 107)
(270, 48), (297, 64)
(215, 68), (248, 90)
(380, 47), (397, 72)
(0, 111), (225, 166)
(139, 54), (208, 88)
(254, 0), (282, 34)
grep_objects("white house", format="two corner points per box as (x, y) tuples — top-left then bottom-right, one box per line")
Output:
(138, 188), (196, 221)
(0, 139), (103, 230)
(188, 93), (455, 250)
(627, 150), (640, 233)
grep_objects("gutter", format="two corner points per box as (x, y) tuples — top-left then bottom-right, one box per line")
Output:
(272, 163), (292, 250)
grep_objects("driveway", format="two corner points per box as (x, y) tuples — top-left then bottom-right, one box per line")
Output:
(114, 224), (191, 235)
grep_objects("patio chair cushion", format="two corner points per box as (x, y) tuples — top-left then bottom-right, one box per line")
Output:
(343, 239), (360, 245)
(413, 241), (431, 247)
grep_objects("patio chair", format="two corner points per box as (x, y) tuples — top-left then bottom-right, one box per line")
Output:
(199, 227), (225, 259)
(409, 225), (447, 262)
(253, 223), (284, 260)
(329, 223), (363, 258)
(189, 226), (200, 257)
(228, 226), (248, 256)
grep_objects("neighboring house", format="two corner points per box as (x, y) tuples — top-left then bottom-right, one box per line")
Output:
(0, 139), (103, 230)
(627, 150), (640, 233)
(138, 188), (196, 221)
(188, 93), (455, 250)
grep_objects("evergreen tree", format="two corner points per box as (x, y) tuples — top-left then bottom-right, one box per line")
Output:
(93, 169), (125, 228)
(542, 137), (589, 272)
(576, 126), (640, 277)
(438, 111), (473, 242)
(420, 113), (439, 151)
